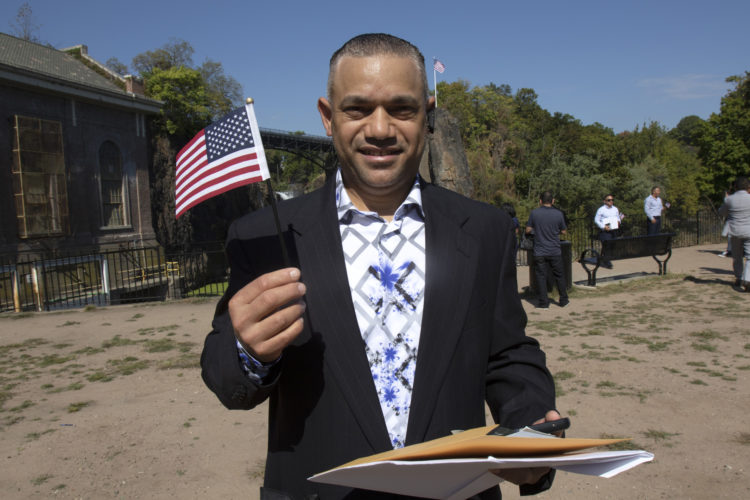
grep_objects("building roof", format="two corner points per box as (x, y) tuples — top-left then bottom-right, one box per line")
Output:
(0, 32), (161, 113)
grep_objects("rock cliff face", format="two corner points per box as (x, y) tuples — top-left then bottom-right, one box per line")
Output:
(419, 107), (473, 197)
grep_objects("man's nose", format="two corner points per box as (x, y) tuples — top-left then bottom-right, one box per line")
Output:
(365, 107), (392, 139)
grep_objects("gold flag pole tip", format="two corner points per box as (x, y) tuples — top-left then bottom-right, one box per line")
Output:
(246, 97), (254, 104)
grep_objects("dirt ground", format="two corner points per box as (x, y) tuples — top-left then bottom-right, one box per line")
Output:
(0, 243), (748, 499)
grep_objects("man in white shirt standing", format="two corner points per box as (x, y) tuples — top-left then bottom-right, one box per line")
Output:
(594, 194), (624, 268)
(644, 186), (665, 235)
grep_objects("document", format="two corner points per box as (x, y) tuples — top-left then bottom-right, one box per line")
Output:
(309, 425), (653, 499)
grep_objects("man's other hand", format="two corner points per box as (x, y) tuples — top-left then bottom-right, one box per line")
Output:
(491, 410), (564, 486)
(229, 267), (307, 363)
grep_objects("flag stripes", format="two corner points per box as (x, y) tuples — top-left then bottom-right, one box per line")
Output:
(175, 104), (270, 218)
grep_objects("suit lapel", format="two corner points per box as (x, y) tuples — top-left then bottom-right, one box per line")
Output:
(406, 185), (480, 445)
(289, 179), (392, 452)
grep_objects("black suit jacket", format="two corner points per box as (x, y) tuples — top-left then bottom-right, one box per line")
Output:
(201, 176), (556, 499)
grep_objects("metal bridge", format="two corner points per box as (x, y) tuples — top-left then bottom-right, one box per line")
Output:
(259, 128), (337, 171)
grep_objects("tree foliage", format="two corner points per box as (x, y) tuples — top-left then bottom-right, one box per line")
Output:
(128, 39), (255, 249)
(697, 72), (750, 201)
(435, 77), (738, 224)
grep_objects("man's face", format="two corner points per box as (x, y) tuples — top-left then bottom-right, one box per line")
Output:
(653, 188), (661, 198)
(318, 55), (434, 210)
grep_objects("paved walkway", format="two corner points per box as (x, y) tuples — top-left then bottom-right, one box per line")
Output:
(518, 241), (737, 293)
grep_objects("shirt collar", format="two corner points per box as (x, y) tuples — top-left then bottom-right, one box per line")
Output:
(335, 168), (425, 222)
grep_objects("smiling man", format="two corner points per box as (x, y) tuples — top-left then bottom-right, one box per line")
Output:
(201, 33), (562, 500)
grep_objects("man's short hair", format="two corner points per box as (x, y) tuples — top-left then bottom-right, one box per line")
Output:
(540, 191), (554, 204)
(651, 186), (660, 194)
(327, 33), (429, 103)
(735, 176), (750, 191)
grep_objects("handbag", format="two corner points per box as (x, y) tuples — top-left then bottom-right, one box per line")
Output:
(520, 233), (534, 250)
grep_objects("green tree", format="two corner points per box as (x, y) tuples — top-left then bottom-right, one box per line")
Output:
(129, 40), (252, 249)
(698, 72), (750, 201)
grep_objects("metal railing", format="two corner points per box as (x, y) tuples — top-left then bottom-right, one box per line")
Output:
(514, 208), (724, 266)
(0, 208), (725, 312)
(0, 244), (228, 313)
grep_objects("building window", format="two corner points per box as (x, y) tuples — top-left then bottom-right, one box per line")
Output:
(11, 115), (69, 238)
(98, 141), (127, 227)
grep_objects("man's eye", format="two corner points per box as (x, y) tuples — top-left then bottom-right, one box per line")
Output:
(390, 106), (418, 118)
(343, 107), (369, 118)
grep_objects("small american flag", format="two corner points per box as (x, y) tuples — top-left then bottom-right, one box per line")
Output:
(175, 103), (270, 218)
(433, 58), (446, 74)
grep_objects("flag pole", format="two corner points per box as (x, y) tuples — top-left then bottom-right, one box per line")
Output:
(433, 59), (438, 108)
(246, 98), (290, 267)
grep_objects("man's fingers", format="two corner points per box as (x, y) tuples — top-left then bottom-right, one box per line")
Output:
(232, 268), (302, 306)
(245, 301), (307, 360)
(491, 467), (550, 485)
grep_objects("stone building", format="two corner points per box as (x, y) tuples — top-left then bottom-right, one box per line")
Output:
(0, 32), (162, 259)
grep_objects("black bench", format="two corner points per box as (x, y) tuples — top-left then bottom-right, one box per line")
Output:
(579, 233), (675, 286)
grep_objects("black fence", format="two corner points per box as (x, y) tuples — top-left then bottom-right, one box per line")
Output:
(515, 208), (723, 266)
(0, 244), (228, 313)
(0, 208), (725, 313)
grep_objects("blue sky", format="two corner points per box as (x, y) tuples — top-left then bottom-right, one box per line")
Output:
(4, 0), (748, 136)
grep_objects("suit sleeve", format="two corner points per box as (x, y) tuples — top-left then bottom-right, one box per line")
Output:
(200, 221), (281, 410)
(483, 220), (557, 495)
(484, 217), (556, 428)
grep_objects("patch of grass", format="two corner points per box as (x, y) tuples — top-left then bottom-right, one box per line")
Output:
(690, 330), (728, 342)
(158, 352), (200, 370)
(47, 382), (85, 393)
(735, 433), (750, 445)
(686, 361), (706, 367)
(690, 379), (708, 385)
(84, 304), (98, 311)
(108, 357), (150, 376)
(73, 346), (104, 355)
(186, 281), (228, 297)
(554, 371), (575, 381)
(143, 338), (176, 353)
(599, 433), (641, 451)
(25, 429), (56, 441)
(101, 335), (136, 348)
(57, 320), (81, 328)
(691, 342), (717, 352)
(9, 399), (35, 412)
(86, 371), (113, 382)
(38, 353), (76, 367)
(67, 401), (92, 413)
(642, 429), (679, 443)
(31, 474), (53, 486)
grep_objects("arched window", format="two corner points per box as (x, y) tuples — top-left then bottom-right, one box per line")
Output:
(99, 141), (126, 227)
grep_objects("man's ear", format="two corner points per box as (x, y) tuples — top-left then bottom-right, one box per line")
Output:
(426, 96), (436, 132)
(318, 97), (333, 137)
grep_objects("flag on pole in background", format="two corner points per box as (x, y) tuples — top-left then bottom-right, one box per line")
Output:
(433, 58), (446, 74)
(175, 102), (270, 218)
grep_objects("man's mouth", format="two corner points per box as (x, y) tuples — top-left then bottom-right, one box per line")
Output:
(361, 148), (399, 157)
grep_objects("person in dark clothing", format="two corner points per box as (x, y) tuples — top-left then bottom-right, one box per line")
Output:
(501, 202), (520, 264)
(526, 191), (568, 308)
